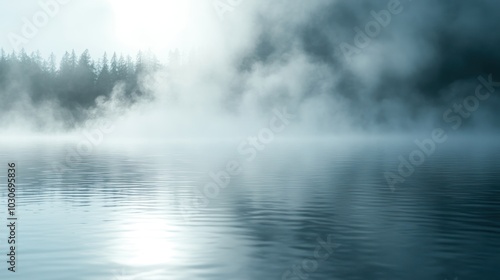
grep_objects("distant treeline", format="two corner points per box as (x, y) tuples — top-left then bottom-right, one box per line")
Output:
(0, 49), (190, 125)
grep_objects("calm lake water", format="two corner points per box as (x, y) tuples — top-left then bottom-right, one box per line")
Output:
(0, 137), (499, 280)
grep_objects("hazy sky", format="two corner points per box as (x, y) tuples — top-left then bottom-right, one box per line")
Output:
(1, 0), (219, 60)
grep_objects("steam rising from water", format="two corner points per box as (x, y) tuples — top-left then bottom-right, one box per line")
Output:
(1, 0), (500, 139)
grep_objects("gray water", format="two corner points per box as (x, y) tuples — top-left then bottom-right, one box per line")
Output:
(0, 137), (499, 280)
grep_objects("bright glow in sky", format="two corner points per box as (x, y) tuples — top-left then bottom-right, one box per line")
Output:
(108, 0), (192, 53)
(0, 0), (214, 62)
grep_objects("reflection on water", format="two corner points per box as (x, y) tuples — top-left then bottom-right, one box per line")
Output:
(0, 138), (499, 280)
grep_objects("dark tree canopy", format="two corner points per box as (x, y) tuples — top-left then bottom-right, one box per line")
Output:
(0, 48), (171, 126)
